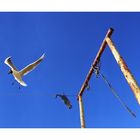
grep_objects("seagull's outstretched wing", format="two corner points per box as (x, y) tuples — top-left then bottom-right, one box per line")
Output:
(14, 76), (27, 87)
(19, 53), (45, 76)
(4, 57), (18, 70)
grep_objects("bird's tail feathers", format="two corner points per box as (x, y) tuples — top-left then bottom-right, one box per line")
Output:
(19, 80), (27, 87)
(40, 53), (45, 60)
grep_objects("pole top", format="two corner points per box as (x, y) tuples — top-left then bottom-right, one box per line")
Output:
(109, 27), (114, 31)
(107, 28), (114, 35)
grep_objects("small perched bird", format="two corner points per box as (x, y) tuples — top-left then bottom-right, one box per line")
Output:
(4, 53), (45, 87)
(56, 94), (72, 109)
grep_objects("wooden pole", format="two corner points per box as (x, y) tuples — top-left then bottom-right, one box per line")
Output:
(106, 37), (140, 105)
(78, 95), (86, 128)
(78, 28), (114, 98)
(77, 28), (114, 128)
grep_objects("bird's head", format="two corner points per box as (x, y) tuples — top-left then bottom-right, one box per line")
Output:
(8, 69), (13, 74)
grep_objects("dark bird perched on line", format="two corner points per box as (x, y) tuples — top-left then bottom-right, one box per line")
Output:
(56, 94), (72, 109)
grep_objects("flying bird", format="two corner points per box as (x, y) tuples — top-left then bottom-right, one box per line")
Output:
(4, 53), (45, 87)
(56, 94), (72, 109)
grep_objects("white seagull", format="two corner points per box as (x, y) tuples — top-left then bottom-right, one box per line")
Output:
(4, 53), (45, 87)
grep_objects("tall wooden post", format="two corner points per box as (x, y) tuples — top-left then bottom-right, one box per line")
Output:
(106, 37), (140, 105)
(78, 95), (86, 128)
(77, 28), (114, 128)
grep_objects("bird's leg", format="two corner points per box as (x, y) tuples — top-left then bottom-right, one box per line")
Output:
(18, 85), (21, 90)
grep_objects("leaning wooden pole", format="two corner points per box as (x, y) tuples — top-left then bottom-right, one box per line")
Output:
(106, 37), (140, 105)
(78, 28), (114, 98)
(78, 95), (86, 128)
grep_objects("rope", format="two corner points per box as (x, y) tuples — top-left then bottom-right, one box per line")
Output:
(93, 60), (136, 118)
(99, 73), (136, 118)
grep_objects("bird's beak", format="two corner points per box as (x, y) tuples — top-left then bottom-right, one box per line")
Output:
(8, 70), (12, 74)
(68, 105), (72, 109)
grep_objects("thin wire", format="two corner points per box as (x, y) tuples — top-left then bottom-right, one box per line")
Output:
(50, 93), (77, 98)
(99, 72), (136, 118)
(62, 94), (77, 97)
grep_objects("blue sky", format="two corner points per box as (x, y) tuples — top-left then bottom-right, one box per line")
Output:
(0, 12), (140, 128)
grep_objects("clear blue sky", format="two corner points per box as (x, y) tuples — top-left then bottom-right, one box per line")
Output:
(0, 12), (140, 128)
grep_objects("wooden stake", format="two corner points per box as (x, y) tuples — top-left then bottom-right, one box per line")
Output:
(106, 37), (140, 105)
(78, 95), (86, 128)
